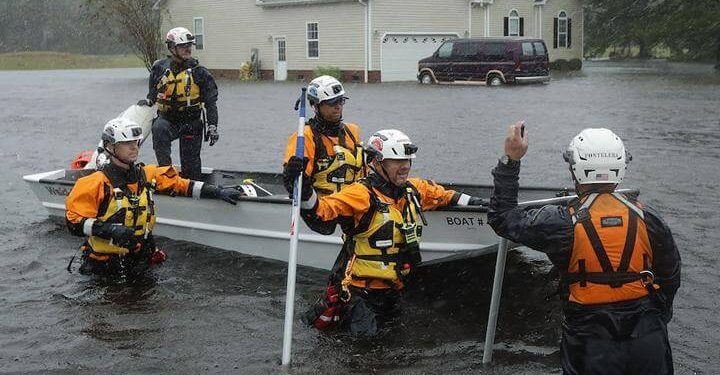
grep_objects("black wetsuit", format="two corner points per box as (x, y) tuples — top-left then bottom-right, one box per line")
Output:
(147, 57), (218, 180)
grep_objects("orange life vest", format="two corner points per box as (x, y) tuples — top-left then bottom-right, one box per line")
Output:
(566, 192), (658, 305)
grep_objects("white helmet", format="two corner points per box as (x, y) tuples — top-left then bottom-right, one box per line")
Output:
(102, 117), (143, 145)
(166, 27), (195, 48)
(365, 129), (418, 162)
(307, 75), (346, 105)
(563, 128), (631, 185)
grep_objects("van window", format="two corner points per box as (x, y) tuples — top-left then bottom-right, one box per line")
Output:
(521, 42), (534, 56)
(481, 43), (506, 61)
(452, 42), (479, 57)
(533, 42), (547, 56)
(437, 42), (454, 58)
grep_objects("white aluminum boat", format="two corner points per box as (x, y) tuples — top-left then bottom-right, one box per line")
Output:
(24, 167), (588, 270)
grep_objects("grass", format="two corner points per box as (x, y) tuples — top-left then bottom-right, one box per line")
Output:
(0, 51), (144, 70)
(585, 45), (674, 60)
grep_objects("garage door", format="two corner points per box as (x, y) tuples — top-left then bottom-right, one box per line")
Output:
(381, 34), (456, 82)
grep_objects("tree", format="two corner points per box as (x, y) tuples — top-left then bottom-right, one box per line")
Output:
(661, 0), (720, 67)
(0, 0), (125, 54)
(584, 0), (665, 58)
(81, 0), (164, 71)
(584, 0), (720, 67)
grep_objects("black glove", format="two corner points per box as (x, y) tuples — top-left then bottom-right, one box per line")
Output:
(92, 221), (136, 248)
(137, 99), (152, 107)
(207, 124), (219, 146)
(283, 156), (313, 200)
(468, 197), (488, 206)
(200, 183), (242, 205)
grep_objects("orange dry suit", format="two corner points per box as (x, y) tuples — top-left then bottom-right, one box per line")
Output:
(301, 175), (462, 290)
(66, 164), (193, 265)
(284, 121), (365, 196)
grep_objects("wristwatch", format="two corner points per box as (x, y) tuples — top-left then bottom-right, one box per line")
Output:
(499, 155), (521, 168)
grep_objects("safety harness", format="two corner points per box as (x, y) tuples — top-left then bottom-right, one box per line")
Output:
(309, 122), (365, 195)
(565, 193), (660, 304)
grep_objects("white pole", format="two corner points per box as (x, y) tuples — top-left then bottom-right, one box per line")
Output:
(482, 237), (510, 364)
(281, 88), (307, 367)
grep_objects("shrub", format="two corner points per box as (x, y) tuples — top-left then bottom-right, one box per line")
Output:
(550, 58), (582, 71)
(567, 58), (583, 70)
(239, 61), (257, 81)
(550, 59), (569, 71)
(313, 66), (342, 81)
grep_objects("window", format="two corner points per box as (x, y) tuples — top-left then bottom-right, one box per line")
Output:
(481, 43), (506, 62)
(277, 39), (286, 62)
(521, 42), (534, 56)
(558, 11), (568, 48)
(453, 42), (479, 57)
(533, 42), (546, 56)
(193, 17), (204, 50)
(437, 42), (454, 58)
(306, 22), (319, 58)
(508, 10), (520, 37)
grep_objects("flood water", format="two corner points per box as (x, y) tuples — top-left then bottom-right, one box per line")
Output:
(1, 61), (718, 374)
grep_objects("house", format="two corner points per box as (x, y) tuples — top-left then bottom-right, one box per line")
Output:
(155, 0), (582, 82)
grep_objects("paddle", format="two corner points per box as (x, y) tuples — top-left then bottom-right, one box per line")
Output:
(281, 87), (307, 367)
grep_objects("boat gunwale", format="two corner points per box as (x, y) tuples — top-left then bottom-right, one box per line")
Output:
(24, 168), (639, 213)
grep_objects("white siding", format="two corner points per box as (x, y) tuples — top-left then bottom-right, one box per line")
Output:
(470, 4), (485, 37)
(542, 0), (583, 60)
(163, 0), (365, 71)
(161, 0), (583, 74)
(369, 0), (470, 71)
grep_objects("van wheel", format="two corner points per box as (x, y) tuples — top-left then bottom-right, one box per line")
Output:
(488, 75), (503, 87)
(420, 72), (434, 84)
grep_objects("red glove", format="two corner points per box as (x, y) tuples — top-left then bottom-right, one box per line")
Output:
(150, 249), (167, 266)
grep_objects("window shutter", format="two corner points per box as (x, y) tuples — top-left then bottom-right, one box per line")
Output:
(504, 17), (509, 36)
(520, 17), (524, 36)
(567, 18), (572, 48)
(553, 18), (558, 48)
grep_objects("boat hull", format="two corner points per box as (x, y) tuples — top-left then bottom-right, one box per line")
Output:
(24, 168), (574, 270)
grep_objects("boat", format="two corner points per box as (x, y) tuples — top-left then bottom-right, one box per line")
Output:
(24, 104), (635, 271)
(22, 167), (584, 270)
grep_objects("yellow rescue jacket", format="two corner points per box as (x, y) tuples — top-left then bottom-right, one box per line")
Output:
(88, 181), (155, 255)
(66, 165), (192, 256)
(566, 192), (658, 305)
(156, 68), (202, 113)
(348, 180), (423, 285)
(284, 122), (365, 195)
(311, 176), (457, 289)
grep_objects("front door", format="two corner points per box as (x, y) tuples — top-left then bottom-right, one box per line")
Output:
(274, 37), (287, 81)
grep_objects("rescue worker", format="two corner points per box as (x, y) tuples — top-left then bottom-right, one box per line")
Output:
(488, 123), (680, 375)
(66, 117), (242, 277)
(283, 75), (364, 202)
(286, 129), (486, 336)
(139, 26), (219, 180)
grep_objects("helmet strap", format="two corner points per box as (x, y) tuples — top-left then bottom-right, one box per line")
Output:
(169, 47), (183, 63)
